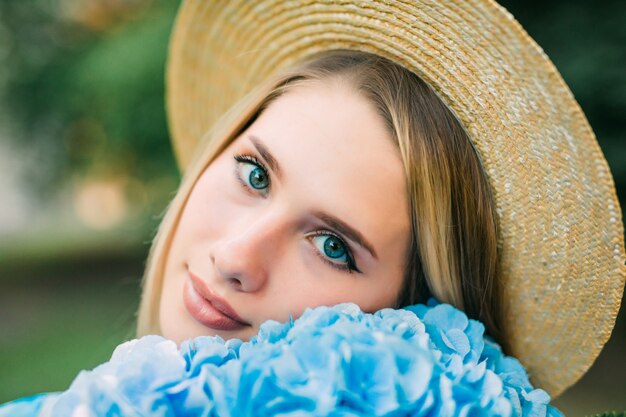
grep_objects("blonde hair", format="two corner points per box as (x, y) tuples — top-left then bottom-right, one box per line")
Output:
(137, 50), (504, 347)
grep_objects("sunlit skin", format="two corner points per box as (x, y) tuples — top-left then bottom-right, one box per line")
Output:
(159, 78), (411, 344)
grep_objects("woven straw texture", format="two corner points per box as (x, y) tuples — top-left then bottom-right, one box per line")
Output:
(165, 0), (626, 397)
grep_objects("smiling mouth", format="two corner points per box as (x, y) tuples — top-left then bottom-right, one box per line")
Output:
(183, 269), (250, 331)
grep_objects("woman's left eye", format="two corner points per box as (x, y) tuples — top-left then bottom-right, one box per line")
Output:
(234, 154), (270, 196)
(310, 233), (360, 273)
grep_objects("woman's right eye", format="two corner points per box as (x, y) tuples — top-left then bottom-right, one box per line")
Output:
(234, 154), (270, 196)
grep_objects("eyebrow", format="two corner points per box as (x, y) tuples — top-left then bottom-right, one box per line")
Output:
(247, 134), (379, 261)
(248, 135), (283, 180)
(312, 211), (379, 260)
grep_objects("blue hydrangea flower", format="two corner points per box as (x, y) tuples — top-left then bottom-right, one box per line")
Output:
(0, 301), (563, 417)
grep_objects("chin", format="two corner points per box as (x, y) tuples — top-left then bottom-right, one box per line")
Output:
(158, 309), (199, 345)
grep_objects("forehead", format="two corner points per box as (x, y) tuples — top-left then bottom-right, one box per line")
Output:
(242, 80), (410, 260)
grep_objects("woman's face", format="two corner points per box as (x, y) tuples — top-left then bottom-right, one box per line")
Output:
(160, 79), (411, 344)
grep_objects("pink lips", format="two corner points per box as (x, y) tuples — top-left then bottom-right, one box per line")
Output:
(183, 269), (250, 331)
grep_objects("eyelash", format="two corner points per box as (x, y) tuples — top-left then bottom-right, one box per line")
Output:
(232, 153), (360, 274)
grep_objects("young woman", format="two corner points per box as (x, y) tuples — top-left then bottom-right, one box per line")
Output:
(1, 1), (623, 415)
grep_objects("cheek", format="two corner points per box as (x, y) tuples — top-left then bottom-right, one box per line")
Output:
(258, 238), (402, 321)
(267, 278), (390, 323)
(262, 247), (364, 317)
(178, 158), (240, 242)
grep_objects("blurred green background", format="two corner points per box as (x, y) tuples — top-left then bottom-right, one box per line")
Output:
(0, 0), (624, 415)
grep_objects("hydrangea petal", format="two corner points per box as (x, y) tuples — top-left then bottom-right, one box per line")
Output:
(444, 328), (471, 357)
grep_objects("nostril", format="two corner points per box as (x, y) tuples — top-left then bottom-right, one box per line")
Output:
(228, 277), (243, 291)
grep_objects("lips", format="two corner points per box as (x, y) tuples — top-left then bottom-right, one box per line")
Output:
(183, 269), (250, 331)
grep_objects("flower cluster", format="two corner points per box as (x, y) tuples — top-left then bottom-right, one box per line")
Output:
(0, 301), (562, 417)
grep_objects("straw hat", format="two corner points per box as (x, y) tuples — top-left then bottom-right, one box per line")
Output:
(165, 0), (625, 397)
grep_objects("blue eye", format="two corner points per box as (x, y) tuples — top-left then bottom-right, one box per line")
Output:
(234, 154), (270, 194)
(316, 235), (346, 259)
(243, 164), (269, 190)
(311, 233), (360, 273)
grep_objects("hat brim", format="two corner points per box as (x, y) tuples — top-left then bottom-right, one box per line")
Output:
(165, 0), (626, 397)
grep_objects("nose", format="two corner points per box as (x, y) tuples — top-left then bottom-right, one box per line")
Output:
(210, 207), (287, 292)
